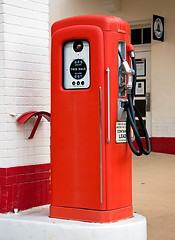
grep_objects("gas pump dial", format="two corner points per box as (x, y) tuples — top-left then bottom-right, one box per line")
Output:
(62, 40), (90, 89)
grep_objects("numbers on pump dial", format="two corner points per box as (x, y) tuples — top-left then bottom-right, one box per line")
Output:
(70, 59), (87, 80)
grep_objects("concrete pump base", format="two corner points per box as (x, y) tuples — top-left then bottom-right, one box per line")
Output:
(0, 205), (147, 240)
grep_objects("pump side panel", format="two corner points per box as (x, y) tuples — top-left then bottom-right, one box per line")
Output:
(51, 26), (106, 210)
(104, 31), (132, 210)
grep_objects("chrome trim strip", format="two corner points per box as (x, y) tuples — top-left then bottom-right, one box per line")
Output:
(99, 87), (103, 204)
(106, 67), (110, 143)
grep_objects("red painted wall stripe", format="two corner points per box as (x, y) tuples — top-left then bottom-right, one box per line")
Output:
(133, 137), (175, 155)
(0, 163), (50, 176)
(152, 137), (175, 155)
(0, 163), (51, 213)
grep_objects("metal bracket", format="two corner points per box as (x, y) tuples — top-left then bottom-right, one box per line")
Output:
(16, 111), (51, 139)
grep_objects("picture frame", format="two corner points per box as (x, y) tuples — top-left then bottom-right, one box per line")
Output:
(136, 59), (146, 77)
(135, 79), (146, 97)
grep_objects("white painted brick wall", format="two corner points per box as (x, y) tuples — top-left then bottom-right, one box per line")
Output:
(152, 118), (175, 138)
(0, 0), (50, 168)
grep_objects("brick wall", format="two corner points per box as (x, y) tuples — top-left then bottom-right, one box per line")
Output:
(0, 0), (50, 212)
(0, 164), (50, 213)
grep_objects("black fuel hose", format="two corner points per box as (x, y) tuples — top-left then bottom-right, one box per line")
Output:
(118, 49), (151, 156)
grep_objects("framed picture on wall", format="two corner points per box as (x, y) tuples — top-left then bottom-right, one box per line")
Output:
(135, 79), (146, 97)
(135, 59), (146, 77)
(153, 14), (164, 42)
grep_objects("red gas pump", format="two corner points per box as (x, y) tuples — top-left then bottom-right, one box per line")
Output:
(50, 15), (150, 223)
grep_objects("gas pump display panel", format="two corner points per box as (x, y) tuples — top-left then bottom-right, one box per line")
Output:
(62, 40), (90, 89)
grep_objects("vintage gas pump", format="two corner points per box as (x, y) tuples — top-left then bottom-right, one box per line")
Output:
(50, 15), (150, 223)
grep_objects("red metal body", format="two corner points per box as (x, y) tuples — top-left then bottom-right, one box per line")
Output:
(50, 15), (132, 223)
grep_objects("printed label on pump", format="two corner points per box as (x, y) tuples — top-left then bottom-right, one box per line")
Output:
(116, 122), (127, 143)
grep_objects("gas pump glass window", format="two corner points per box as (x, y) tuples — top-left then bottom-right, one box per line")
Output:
(118, 41), (126, 97)
(62, 39), (90, 90)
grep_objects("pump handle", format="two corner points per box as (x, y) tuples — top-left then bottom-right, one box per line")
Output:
(106, 67), (110, 144)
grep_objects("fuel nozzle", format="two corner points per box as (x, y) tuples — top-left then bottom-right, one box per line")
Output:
(118, 49), (135, 92)
(130, 50), (135, 58)
(122, 61), (135, 90)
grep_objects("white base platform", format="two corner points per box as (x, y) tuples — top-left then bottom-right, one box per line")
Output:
(0, 205), (147, 240)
